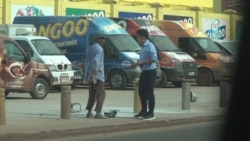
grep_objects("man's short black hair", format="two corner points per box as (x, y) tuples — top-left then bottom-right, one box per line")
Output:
(136, 29), (149, 39)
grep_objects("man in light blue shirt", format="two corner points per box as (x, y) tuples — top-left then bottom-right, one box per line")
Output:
(131, 29), (158, 120)
(84, 32), (107, 119)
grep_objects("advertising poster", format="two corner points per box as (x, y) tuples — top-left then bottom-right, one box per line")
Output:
(11, 5), (54, 23)
(118, 12), (153, 20)
(163, 15), (194, 24)
(66, 8), (105, 17)
(202, 18), (229, 40)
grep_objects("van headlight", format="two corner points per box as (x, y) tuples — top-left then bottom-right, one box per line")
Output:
(67, 64), (72, 70)
(47, 65), (57, 71)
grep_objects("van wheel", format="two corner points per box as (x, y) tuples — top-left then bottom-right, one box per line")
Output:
(30, 78), (49, 99)
(108, 70), (127, 90)
(155, 71), (167, 88)
(197, 68), (213, 86)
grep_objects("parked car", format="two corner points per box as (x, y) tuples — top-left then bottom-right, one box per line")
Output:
(213, 39), (239, 60)
(0, 34), (52, 99)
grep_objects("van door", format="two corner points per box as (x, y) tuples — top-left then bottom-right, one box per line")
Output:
(0, 40), (33, 90)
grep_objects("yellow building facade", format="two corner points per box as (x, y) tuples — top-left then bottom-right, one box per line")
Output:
(0, 0), (243, 40)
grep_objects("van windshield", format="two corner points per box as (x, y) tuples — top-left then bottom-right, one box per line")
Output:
(32, 39), (62, 55)
(150, 35), (181, 52)
(108, 34), (141, 52)
(193, 38), (223, 53)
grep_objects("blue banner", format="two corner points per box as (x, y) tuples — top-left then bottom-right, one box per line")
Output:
(119, 12), (153, 20)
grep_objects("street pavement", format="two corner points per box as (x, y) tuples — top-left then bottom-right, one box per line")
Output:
(0, 84), (227, 137)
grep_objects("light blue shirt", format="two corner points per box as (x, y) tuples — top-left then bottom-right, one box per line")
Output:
(84, 43), (105, 82)
(139, 40), (158, 71)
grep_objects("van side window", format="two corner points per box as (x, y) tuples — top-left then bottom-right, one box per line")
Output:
(5, 41), (25, 62)
(15, 40), (33, 57)
(103, 40), (116, 59)
(179, 38), (199, 58)
(89, 36), (118, 59)
(178, 38), (189, 53)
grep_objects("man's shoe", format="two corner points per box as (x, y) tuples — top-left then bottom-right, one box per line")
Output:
(141, 114), (155, 120)
(95, 113), (107, 119)
(134, 112), (147, 119)
(86, 112), (94, 118)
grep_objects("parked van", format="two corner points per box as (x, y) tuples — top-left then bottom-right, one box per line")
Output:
(112, 18), (198, 87)
(152, 20), (235, 85)
(0, 34), (52, 99)
(0, 24), (74, 91)
(213, 39), (239, 60)
(13, 16), (142, 89)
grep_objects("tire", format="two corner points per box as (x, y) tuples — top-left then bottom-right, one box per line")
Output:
(108, 70), (127, 90)
(196, 68), (213, 86)
(154, 71), (167, 88)
(30, 78), (49, 99)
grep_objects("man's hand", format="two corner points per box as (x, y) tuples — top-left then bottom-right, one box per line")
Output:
(88, 74), (97, 84)
(130, 63), (137, 69)
(130, 61), (141, 69)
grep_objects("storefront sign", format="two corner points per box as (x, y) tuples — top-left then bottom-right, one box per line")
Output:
(66, 8), (105, 17)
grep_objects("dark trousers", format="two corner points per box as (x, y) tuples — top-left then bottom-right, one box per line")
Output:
(85, 80), (106, 113)
(138, 69), (157, 115)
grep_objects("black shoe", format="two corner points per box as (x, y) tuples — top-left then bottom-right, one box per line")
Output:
(134, 112), (147, 119)
(141, 114), (155, 120)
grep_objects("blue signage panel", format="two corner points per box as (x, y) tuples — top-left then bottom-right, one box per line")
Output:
(119, 12), (153, 20)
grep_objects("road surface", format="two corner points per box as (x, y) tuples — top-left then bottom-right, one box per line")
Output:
(43, 121), (223, 141)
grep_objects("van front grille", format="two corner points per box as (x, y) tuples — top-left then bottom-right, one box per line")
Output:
(57, 64), (68, 71)
(182, 62), (197, 70)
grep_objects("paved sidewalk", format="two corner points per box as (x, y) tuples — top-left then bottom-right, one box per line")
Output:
(0, 85), (228, 140)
